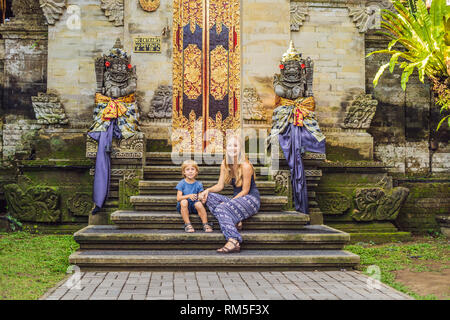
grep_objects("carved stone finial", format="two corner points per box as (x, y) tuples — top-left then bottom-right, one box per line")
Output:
(100, 0), (124, 27)
(31, 92), (68, 125)
(243, 88), (267, 121)
(113, 38), (123, 49)
(290, 2), (308, 31)
(341, 93), (378, 129)
(39, 0), (66, 25)
(348, 5), (381, 33)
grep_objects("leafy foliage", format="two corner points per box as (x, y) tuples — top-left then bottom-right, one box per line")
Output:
(367, 0), (450, 130)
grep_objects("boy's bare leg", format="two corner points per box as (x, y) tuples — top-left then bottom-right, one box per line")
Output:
(194, 201), (208, 224)
(180, 199), (193, 230)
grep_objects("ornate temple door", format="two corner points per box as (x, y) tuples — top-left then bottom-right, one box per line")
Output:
(172, 0), (241, 153)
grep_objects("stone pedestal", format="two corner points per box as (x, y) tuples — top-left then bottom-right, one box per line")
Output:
(86, 132), (145, 225)
(323, 128), (374, 161)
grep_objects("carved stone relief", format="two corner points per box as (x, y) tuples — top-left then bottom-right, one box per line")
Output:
(100, 0), (124, 27)
(67, 193), (92, 216)
(4, 184), (61, 223)
(317, 192), (352, 215)
(39, 0), (66, 25)
(243, 88), (267, 121)
(86, 132), (145, 159)
(352, 187), (410, 221)
(31, 92), (69, 125)
(290, 2), (308, 31)
(341, 93), (378, 129)
(148, 85), (173, 119)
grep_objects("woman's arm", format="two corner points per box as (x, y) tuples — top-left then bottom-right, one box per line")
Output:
(233, 161), (253, 199)
(205, 161), (227, 193)
(199, 161), (226, 202)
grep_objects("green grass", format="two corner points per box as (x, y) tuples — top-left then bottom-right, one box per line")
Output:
(345, 235), (450, 300)
(0, 232), (79, 300)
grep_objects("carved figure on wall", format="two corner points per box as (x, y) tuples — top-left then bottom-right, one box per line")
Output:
(243, 88), (267, 121)
(268, 41), (326, 214)
(89, 38), (140, 215)
(100, 0), (124, 26)
(352, 187), (409, 221)
(31, 92), (68, 125)
(4, 184), (61, 222)
(148, 85), (173, 119)
(341, 93), (378, 129)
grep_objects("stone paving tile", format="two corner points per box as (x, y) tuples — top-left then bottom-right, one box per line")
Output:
(44, 271), (413, 300)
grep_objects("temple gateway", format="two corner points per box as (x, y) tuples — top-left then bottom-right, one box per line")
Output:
(0, 1), (448, 270)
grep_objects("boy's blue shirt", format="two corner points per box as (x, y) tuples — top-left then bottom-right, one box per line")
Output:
(175, 179), (204, 196)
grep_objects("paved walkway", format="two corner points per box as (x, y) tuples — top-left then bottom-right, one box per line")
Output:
(42, 271), (412, 300)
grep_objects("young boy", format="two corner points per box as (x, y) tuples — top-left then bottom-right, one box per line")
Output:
(176, 160), (213, 233)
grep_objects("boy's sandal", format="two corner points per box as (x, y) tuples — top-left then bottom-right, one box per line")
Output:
(184, 223), (195, 233)
(236, 221), (243, 231)
(203, 223), (213, 233)
(217, 239), (240, 254)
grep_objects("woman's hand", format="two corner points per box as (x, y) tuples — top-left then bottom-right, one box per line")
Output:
(188, 194), (197, 201)
(199, 190), (209, 204)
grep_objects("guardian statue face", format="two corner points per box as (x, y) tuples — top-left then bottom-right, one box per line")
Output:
(280, 60), (304, 84)
(109, 61), (129, 83)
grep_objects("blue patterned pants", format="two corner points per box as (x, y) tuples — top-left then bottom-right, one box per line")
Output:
(206, 192), (260, 243)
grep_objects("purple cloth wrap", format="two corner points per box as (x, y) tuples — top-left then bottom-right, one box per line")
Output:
(88, 120), (122, 208)
(278, 123), (325, 214)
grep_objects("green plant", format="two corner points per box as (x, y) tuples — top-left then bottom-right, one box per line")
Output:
(367, 0), (450, 130)
(5, 215), (22, 231)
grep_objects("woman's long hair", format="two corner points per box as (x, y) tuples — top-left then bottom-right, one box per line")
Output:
(223, 135), (256, 187)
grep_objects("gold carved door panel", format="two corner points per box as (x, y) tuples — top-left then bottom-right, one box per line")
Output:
(172, 0), (241, 153)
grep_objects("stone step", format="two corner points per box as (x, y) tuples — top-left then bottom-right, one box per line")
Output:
(146, 152), (265, 167)
(143, 165), (271, 181)
(138, 180), (276, 195)
(110, 211), (309, 230)
(73, 225), (350, 250)
(130, 195), (288, 212)
(69, 249), (359, 271)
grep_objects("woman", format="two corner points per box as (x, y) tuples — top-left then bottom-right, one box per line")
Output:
(199, 135), (260, 253)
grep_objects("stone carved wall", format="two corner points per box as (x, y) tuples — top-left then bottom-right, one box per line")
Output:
(148, 85), (172, 119)
(67, 193), (92, 217)
(31, 92), (69, 125)
(4, 184), (61, 222)
(86, 132), (145, 159)
(243, 88), (267, 121)
(101, 0), (124, 27)
(341, 93), (378, 129)
(317, 192), (352, 215)
(352, 187), (410, 221)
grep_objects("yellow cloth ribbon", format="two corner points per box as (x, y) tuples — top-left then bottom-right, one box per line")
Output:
(277, 96), (315, 127)
(95, 93), (135, 122)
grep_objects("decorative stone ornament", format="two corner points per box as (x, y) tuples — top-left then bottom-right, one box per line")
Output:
(100, 0), (124, 27)
(290, 2), (308, 31)
(139, 0), (160, 12)
(31, 92), (69, 125)
(148, 85), (173, 119)
(341, 93), (378, 129)
(352, 187), (410, 221)
(243, 88), (267, 121)
(39, 0), (66, 25)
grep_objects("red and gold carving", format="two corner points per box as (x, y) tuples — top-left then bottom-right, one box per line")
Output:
(183, 0), (203, 33)
(183, 44), (203, 100)
(210, 45), (228, 101)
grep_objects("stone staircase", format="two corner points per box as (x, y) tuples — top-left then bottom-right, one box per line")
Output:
(69, 152), (359, 271)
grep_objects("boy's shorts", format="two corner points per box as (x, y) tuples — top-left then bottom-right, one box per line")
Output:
(176, 199), (199, 214)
